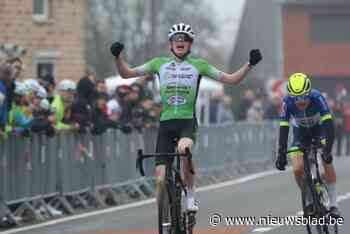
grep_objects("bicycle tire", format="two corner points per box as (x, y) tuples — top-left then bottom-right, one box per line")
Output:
(158, 184), (172, 234)
(317, 180), (339, 234)
(303, 159), (325, 233)
(303, 149), (333, 234)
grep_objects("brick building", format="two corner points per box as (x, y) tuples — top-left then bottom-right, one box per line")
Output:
(281, 0), (350, 95)
(0, 0), (87, 81)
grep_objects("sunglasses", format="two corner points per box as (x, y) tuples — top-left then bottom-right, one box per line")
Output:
(170, 33), (192, 42)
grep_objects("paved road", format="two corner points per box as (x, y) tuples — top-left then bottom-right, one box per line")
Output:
(4, 156), (350, 234)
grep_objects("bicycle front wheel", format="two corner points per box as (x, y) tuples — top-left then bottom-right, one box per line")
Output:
(158, 184), (172, 234)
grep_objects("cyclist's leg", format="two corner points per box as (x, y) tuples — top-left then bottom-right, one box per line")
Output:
(289, 127), (313, 208)
(289, 127), (305, 188)
(178, 118), (198, 211)
(178, 137), (194, 188)
(155, 121), (175, 203)
(320, 138), (339, 212)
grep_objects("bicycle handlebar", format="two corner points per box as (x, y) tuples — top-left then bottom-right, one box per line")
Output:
(287, 141), (324, 154)
(136, 148), (195, 177)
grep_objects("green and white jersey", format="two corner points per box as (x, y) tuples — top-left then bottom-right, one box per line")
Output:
(136, 56), (223, 121)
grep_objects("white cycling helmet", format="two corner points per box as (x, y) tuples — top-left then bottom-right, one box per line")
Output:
(168, 23), (195, 40)
(14, 82), (28, 96)
(36, 86), (47, 99)
(39, 99), (50, 110)
(24, 79), (41, 93)
(57, 79), (76, 91)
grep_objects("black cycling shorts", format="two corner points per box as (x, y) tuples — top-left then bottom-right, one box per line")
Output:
(155, 118), (197, 166)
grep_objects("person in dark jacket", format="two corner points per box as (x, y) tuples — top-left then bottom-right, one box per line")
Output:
(0, 64), (14, 136)
(91, 92), (118, 135)
(71, 75), (98, 133)
(38, 74), (56, 103)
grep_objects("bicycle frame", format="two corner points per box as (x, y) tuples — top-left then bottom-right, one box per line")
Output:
(301, 142), (335, 234)
(136, 148), (195, 234)
(303, 143), (327, 217)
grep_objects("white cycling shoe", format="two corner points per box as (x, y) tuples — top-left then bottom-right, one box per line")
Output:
(186, 197), (199, 212)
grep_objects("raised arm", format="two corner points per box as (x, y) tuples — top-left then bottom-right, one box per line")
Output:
(220, 49), (262, 85)
(110, 42), (140, 79)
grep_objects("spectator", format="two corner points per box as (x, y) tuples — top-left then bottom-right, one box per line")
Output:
(38, 74), (56, 103)
(96, 80), (107, 93)
(247, 98), (264, 122)
(115, 85), (139, 126)
(0, 64), (14, 137)
(342, 93), (350, 156)
(6, 57), (23, 80)
(91, 92), (119, 135)
(264, 94), (281, 120)
(7, 82), (32, 137)
(236, 89), (255, 121)
(30, 87), (55, 137)
(329, 99), (344, 156)
(51, 80), (78, 131)
(107, 87), (122, 122)
(131, 98), (157, 131)
(130, 82), (154, 101)
(217, 95), (234, 124)
(4, 57), (22, 114)
(71, 75), (97, 133)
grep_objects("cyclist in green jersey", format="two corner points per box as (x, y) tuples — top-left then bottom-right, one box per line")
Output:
(110, 23), (262, 212)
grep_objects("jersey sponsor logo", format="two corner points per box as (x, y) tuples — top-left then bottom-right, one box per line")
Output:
(165, 66), (176, 71)
(293, 114), (320, 127)
(167, 95), (186, 106)
(180, 67), (192, 71)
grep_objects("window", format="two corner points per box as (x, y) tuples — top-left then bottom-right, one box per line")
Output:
(311, 14), (350, 43)
(37, 62), (54, 79)
(32, 0), (49, 22)
(34, 50), (59, 79)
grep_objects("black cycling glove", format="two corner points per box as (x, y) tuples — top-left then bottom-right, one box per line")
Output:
(276, 149), (287, 171)
(249, 49), (262, 66)
(110, 42), (124, 58)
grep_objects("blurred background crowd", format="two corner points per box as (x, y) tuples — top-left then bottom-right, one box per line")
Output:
(0, 56), (163, 139)
(1, 55), (350, 155)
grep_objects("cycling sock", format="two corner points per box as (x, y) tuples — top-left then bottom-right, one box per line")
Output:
(327, 183), (338, 207)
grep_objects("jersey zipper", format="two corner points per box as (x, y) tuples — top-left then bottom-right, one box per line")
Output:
(175, 62), (179, 115)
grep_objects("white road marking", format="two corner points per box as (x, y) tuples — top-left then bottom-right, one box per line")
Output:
(252, 227), (274, 233)
(1, 168), (284, 234)
(3, 166), (349, 234)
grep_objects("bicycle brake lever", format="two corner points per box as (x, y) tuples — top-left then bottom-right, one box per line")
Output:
(136, 149), (145, 176)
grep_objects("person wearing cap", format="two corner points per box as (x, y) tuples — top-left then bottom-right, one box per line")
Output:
(38, 74), (56, 103)
(110, 23), (262, 212)
(51, 80), (78, 131)
(91, 92), (118, 135)
(6, 82), (33, 137)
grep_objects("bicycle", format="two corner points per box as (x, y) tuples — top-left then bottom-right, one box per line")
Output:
(289, 139), (339, 234)
(136, 146), (196, 234)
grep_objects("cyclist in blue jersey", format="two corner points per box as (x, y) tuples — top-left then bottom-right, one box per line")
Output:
(110, 23), (262, 212)
(275, 73), (340, 217)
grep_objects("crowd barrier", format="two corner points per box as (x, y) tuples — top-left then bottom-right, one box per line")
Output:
(0, 121), (278, 225)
